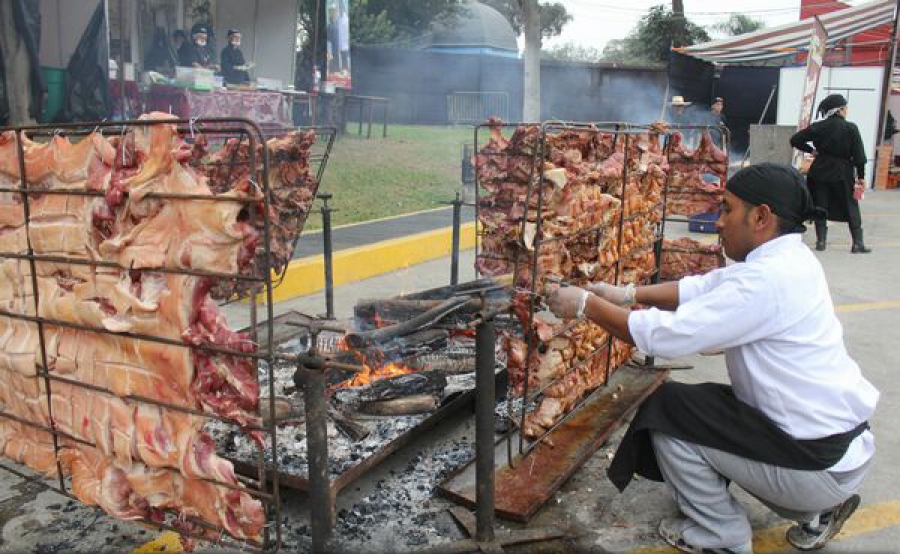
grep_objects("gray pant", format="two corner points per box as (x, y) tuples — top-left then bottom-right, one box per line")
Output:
(651, 431), (871, 550)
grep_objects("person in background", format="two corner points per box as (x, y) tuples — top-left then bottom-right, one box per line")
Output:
(173, 29), (189, 67)
(668, 96), (692, 127)
(145, 27), (175, 73)
(179, 24), (217, 70)
(709, 97), (726, 126)
(220, 29), (251, 85)
(790, 94), (871, 253)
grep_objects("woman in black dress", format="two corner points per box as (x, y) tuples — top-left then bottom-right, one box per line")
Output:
(790, 94), (871, 253)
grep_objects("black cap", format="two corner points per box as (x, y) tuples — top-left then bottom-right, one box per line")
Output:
(725, 163), (825, 233)
(228, 28), (241, 37)
(713, 97), (724, 104)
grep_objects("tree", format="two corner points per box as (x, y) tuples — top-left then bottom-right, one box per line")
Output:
(482, 0), (572, 39)
(295, 0), (464, 89)
(711, 14), (765, 37)
(601, 5), (710, 65)
(543, 42), (605, 63)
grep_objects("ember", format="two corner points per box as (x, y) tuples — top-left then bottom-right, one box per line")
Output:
(337, 362), (417, 388)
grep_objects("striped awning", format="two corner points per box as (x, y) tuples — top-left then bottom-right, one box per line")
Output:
(676, 0), (896, 64)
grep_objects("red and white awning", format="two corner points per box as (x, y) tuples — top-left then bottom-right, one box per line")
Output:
(675, 0), (896, 64)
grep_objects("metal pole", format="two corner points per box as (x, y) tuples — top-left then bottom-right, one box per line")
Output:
(298, 345), (333, 554)
(451, 192), (462, 286)
(875, 0), (900, 184)
(311, 0), (322, 125)
(474, 318), (496, 543)
(319, 192), (335, 319)
(119, 0), (126, 119)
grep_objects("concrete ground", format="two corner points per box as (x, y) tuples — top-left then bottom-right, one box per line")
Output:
(0, 191), (898, 553)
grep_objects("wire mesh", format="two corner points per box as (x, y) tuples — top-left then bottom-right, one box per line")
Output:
(472, 120), (729, 464)
(0, 116), (335, 551)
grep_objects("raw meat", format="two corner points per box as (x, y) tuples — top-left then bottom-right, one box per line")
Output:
(660, 237), (725, 280)
(0, 114), (268, 543)
(60, 445), (265, 540)
(477, 121), (670, 438)
(199, 130), (320, 299)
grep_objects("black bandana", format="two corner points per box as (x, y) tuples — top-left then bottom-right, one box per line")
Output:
(725, 163), (826, 233)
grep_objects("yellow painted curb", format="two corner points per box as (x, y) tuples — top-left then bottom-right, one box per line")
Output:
(129, 531), (182, 553)
(630, 500), (900, 554)
(835, 300), (900, 313)
(263, 222), (477, 304)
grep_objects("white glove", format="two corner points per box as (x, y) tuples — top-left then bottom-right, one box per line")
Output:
(547, 286), (590, 320)
(586, 282), (636, 306)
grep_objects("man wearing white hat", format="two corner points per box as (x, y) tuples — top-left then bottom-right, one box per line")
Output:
(668, 96), (693, 127)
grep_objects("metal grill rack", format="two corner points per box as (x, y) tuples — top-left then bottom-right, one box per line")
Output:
(471, 121), (677, 466)
(656, 124), (730, 284)
(0, 116), (332, 551)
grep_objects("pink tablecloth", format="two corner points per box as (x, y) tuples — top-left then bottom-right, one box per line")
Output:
(144, 85), (292, 128)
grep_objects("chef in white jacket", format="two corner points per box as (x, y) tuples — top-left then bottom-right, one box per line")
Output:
(548, 163), (878, 554)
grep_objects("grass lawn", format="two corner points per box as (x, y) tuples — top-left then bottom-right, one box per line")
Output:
(306, 125), (473, 230)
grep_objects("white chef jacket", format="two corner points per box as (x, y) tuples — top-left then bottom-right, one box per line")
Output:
(628, 233), (878, 471)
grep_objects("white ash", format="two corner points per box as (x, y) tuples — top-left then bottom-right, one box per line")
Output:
(209, 413), (430, 479)
(331, 439), (477, 549)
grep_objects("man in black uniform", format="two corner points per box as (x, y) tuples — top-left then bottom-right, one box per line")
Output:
(179, 24), (217, 70)
(220, 29), (251, 85)
(790, 94), (871, 253)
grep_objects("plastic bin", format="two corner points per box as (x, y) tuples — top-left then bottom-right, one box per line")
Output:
(40, 67), (66, 123)
(688, 211), (720, 234)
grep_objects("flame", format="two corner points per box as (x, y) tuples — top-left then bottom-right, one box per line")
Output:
(336, 362), (415, 389)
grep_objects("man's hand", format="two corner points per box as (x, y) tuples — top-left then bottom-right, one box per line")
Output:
(547, 286), (590, 320)
(586, 282), (636, 306)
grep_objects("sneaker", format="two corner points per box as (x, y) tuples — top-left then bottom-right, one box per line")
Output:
(786, 494), (860, 551)
(658, 518), (753, 554)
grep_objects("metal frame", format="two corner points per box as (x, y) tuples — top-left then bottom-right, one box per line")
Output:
(655, 124), (730, 286)
(0, 116), (330, 551)
(472, 121), (716, 466)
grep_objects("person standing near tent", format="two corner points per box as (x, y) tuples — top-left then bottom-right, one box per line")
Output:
(709, 97), (726, 127)
(220, 29), (251, 85)
(179, 24), (218, 71)
(790, 94), (871, 253)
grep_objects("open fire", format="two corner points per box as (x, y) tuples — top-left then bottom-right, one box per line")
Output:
(336, 362), (417, 389)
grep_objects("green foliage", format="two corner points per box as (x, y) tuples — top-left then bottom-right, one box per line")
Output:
(481, 0), (572, 39)
(711, 14), (765, 37)
(601, 5), (710, 64)
(308, 125), (472, 229)
(543, 42), (604, 63)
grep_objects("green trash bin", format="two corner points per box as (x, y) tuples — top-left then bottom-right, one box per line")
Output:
(40, 67), (66, 123)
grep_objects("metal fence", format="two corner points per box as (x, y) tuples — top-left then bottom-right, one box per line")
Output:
(447, 92), (509, 124)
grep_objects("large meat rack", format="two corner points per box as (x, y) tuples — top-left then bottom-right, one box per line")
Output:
(472, 120), (729, 466)
(0, 116), (333, 551)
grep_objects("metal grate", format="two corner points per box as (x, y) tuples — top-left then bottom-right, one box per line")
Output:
(448, 92), (509, 125)
(0, 116), (335, 551)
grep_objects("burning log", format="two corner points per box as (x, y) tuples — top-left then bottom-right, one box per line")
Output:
(333, 371), (447, 406)
(354, 299), (460, 327)
(332, 329), (449, 367)
(345, 297), (475, 348)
